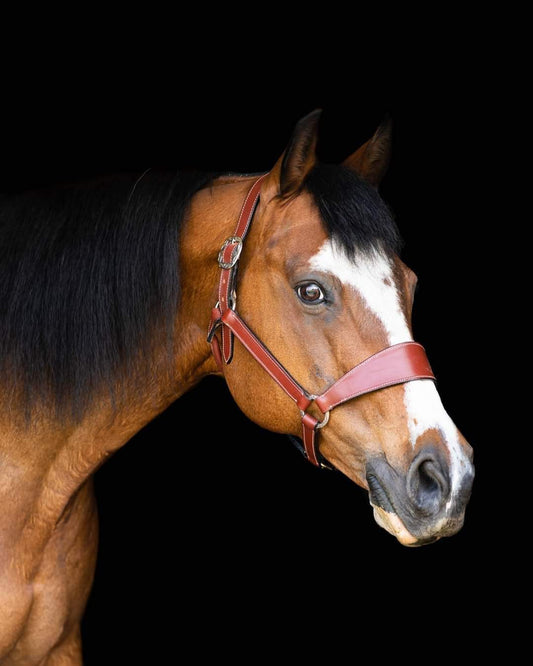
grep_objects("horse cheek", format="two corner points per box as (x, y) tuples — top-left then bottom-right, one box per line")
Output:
(222, 351), (300, 436)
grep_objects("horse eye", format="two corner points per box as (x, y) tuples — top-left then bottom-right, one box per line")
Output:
(296, 281), (325, 304)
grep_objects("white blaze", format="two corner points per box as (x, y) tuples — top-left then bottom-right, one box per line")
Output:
(309, 239), (468, 506)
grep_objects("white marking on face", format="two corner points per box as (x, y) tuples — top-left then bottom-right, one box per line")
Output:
(309, 239), (470, 509)
(404, 381), (469, 508)
(309, 240), (412, 344)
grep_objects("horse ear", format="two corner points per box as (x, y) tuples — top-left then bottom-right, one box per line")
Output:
(268, 109), (321, 198)
(342, 116), (392, 187)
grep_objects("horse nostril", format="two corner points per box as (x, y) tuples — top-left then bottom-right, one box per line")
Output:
(407, 451), (450, 516)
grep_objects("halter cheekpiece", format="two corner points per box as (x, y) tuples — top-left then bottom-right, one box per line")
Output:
(207, 175), (436, 468)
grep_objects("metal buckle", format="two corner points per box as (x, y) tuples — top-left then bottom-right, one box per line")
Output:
(218, 236), (243, 269)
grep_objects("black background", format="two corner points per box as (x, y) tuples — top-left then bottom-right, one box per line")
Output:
(2, 27), (516, 665)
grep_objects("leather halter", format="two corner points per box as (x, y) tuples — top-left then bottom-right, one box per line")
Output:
(207, 175), (436, 467)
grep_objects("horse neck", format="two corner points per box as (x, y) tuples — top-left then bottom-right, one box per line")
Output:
(0, 174), (266, 591)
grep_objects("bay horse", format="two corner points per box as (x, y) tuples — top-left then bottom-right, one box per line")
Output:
(0, 110), (474, 664)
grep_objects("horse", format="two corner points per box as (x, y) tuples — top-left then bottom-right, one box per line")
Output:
(0, 109), (474, 664)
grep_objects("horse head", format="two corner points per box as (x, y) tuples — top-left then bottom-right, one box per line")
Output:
(209, 110), (474, 546)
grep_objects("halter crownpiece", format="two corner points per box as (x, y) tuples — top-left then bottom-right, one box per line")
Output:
(208, 176), (436, 468)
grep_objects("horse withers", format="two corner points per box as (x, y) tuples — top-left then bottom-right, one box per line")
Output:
(0, 110), (474, 663)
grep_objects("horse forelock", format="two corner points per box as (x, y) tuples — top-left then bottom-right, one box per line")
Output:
(0, 169), (215, 422)
(303, 163), (402, 260)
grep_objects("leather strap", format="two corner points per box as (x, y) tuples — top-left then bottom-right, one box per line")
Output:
(208, 176), (436, 468)
(316, 342), (434, 413)
(304, 342), (434, 466)
(216, 175), (267, 363)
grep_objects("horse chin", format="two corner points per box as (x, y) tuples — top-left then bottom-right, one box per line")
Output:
(371, 504), (439, 547)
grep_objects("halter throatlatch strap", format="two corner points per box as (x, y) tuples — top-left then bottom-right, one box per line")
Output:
(208, 176), (436, 468)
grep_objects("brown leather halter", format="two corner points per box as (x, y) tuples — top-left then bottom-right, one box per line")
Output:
(207, 175), (436, 467)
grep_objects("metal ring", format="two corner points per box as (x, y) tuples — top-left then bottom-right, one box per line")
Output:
(299, 409), (330, 429)
(315, 411), (330, 429)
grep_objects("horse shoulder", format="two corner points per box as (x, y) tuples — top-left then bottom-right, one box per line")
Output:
(0, 413), (128, 663)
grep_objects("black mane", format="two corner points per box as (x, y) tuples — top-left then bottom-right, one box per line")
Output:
(0, 169), (214, 421)
(304, 163), (402, 258)
(0, 162), (400, 422)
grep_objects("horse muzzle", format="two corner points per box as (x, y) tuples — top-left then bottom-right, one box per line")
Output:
(365, 445), (475, 546)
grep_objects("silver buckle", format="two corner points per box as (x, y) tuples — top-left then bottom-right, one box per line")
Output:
(218, 236), (243, 269)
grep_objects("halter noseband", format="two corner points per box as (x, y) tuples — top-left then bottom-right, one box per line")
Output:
(207, 175), (436, 468)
